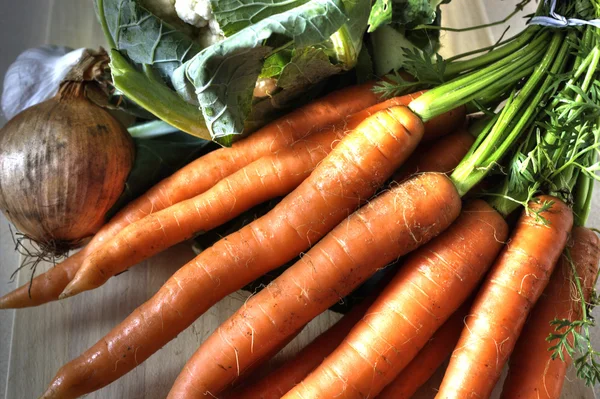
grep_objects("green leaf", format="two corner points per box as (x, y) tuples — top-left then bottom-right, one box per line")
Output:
(182, 0), (348, 144)
(330, 0), (372, 68)
(210, 0), (312, 36)
(368, 0), (393, 32)
(368, 0), (444, 32)
(106, 133), (219, 220)
(95, 0), (201, 84)
(278, 48), (343, 90)
(110, 50), (211, 140)
(260, 51), (293, 79)
(371, 24), (439, 76)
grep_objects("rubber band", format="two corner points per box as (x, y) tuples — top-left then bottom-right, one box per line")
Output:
(529, 0), (600, 28)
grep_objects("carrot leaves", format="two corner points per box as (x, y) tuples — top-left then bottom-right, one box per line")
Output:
(372, 48), (446, 98)
(547, 250), (600, 387)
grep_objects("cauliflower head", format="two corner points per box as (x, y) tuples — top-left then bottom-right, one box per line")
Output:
(140, 0), (224, 47)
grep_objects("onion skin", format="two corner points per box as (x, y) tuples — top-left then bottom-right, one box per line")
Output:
(0, 82), (134, 251)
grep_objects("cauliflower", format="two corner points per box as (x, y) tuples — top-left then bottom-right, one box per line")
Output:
(140, 0), (224, 48)
(174, 0), (223, 35)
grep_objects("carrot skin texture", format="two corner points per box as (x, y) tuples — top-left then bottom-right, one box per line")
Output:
(168, 172), (461, 399)
(500, 226), (600, 399)
(228, 297), (377, 399)
(393, 128), (475, 182)
(227, 130), (473, 399)
(377, 300), (472, 399)
(41, 105), (425, 399)
(230, 324), (305, 391)
(66, 91), (465, 297)
(435, 196), (574, 399)
(0, 251), (83, 309)
(62, 94), (427, 296)
(283, 200), (509, 399)
(420, 105), (466, 141)
(0, 90), (465, 308)
(0, 83), (379, 309)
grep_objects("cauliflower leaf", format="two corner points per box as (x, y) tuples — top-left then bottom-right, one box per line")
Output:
(180, 0), (348, 145)
(368, 0), (445, 32)
(96, 0), (201, 83)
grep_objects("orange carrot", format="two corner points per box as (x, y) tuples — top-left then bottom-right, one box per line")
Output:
(419, 104), (466, 141)
(0, 82), (381, 309)
(41, 105), (426, 399)
(435, 196), (574, 399)
(226, 128), (474, 399)
(233, 324), (305, 390)
(61, 93), (431, 297)
(227, 296), (377, 399)
(281, 200), (508, 399)
(500, 226), (600, 399)
(377, 300), (473, 399)
(393, 127), (475, 182)
(0, 251), (83, 309)
(168, 172), (462, 399)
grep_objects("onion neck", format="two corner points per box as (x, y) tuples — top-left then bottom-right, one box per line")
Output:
(57, 81), (87, 101)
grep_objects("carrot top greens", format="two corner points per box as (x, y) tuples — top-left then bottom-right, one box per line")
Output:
(376, 0), (599, 213)
(375, 2), (600, 385)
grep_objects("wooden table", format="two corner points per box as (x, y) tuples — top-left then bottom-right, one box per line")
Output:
(1, 1), (598, 398)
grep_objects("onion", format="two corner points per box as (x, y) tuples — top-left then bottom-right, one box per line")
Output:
(0, 78), (134, 255)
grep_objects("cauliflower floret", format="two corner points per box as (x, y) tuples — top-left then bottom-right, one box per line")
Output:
(175, 0), (222, 35)
(140, 0), (200, 37)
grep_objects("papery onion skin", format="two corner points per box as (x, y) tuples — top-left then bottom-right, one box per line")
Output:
(0, 82), (134, 251)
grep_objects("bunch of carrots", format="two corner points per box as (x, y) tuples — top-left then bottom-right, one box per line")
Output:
(2, 2), (600, 398)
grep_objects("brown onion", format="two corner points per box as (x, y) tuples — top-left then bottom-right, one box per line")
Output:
(0, 81), (134, 254)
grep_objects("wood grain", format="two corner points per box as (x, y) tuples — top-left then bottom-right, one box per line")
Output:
(0, 1), (598, 398)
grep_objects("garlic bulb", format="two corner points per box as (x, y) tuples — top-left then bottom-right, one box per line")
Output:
(1, 46), (87, 120)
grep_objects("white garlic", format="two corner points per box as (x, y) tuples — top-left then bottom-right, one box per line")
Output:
(2, 46), (87, 120)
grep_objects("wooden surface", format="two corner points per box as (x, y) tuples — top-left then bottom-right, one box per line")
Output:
(0, 1), (598, 398)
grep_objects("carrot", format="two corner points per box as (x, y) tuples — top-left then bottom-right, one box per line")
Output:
(232, 324), (306, 391)
(226, 296), (377, 399)
(419, 104), (466, 141)
(168, 172), (462, 399)
(224, 128), (475, 399)
(500, 226), (600, 399)
(0, 82), (381, 309)
(0, 251), (83, 309)
(60, 93), (432, 298)
(392, 127), (475, 182)
(280, 200), (508, 399)
(377, 299), (472, 399)
(435, 196), (574, 399)
(41, 105), (428, 399)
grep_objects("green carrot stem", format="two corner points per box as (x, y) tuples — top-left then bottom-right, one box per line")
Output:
(444, 27), (539, 76)
(450, 32), (567, 199)
(445, 30), (524, 63)
(464, 63), (535, 113)
(550, 46), (600, 193)
(550, 46), (599, 109)
(410, 30), (550, 122)
(573, 172), (593, 227)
